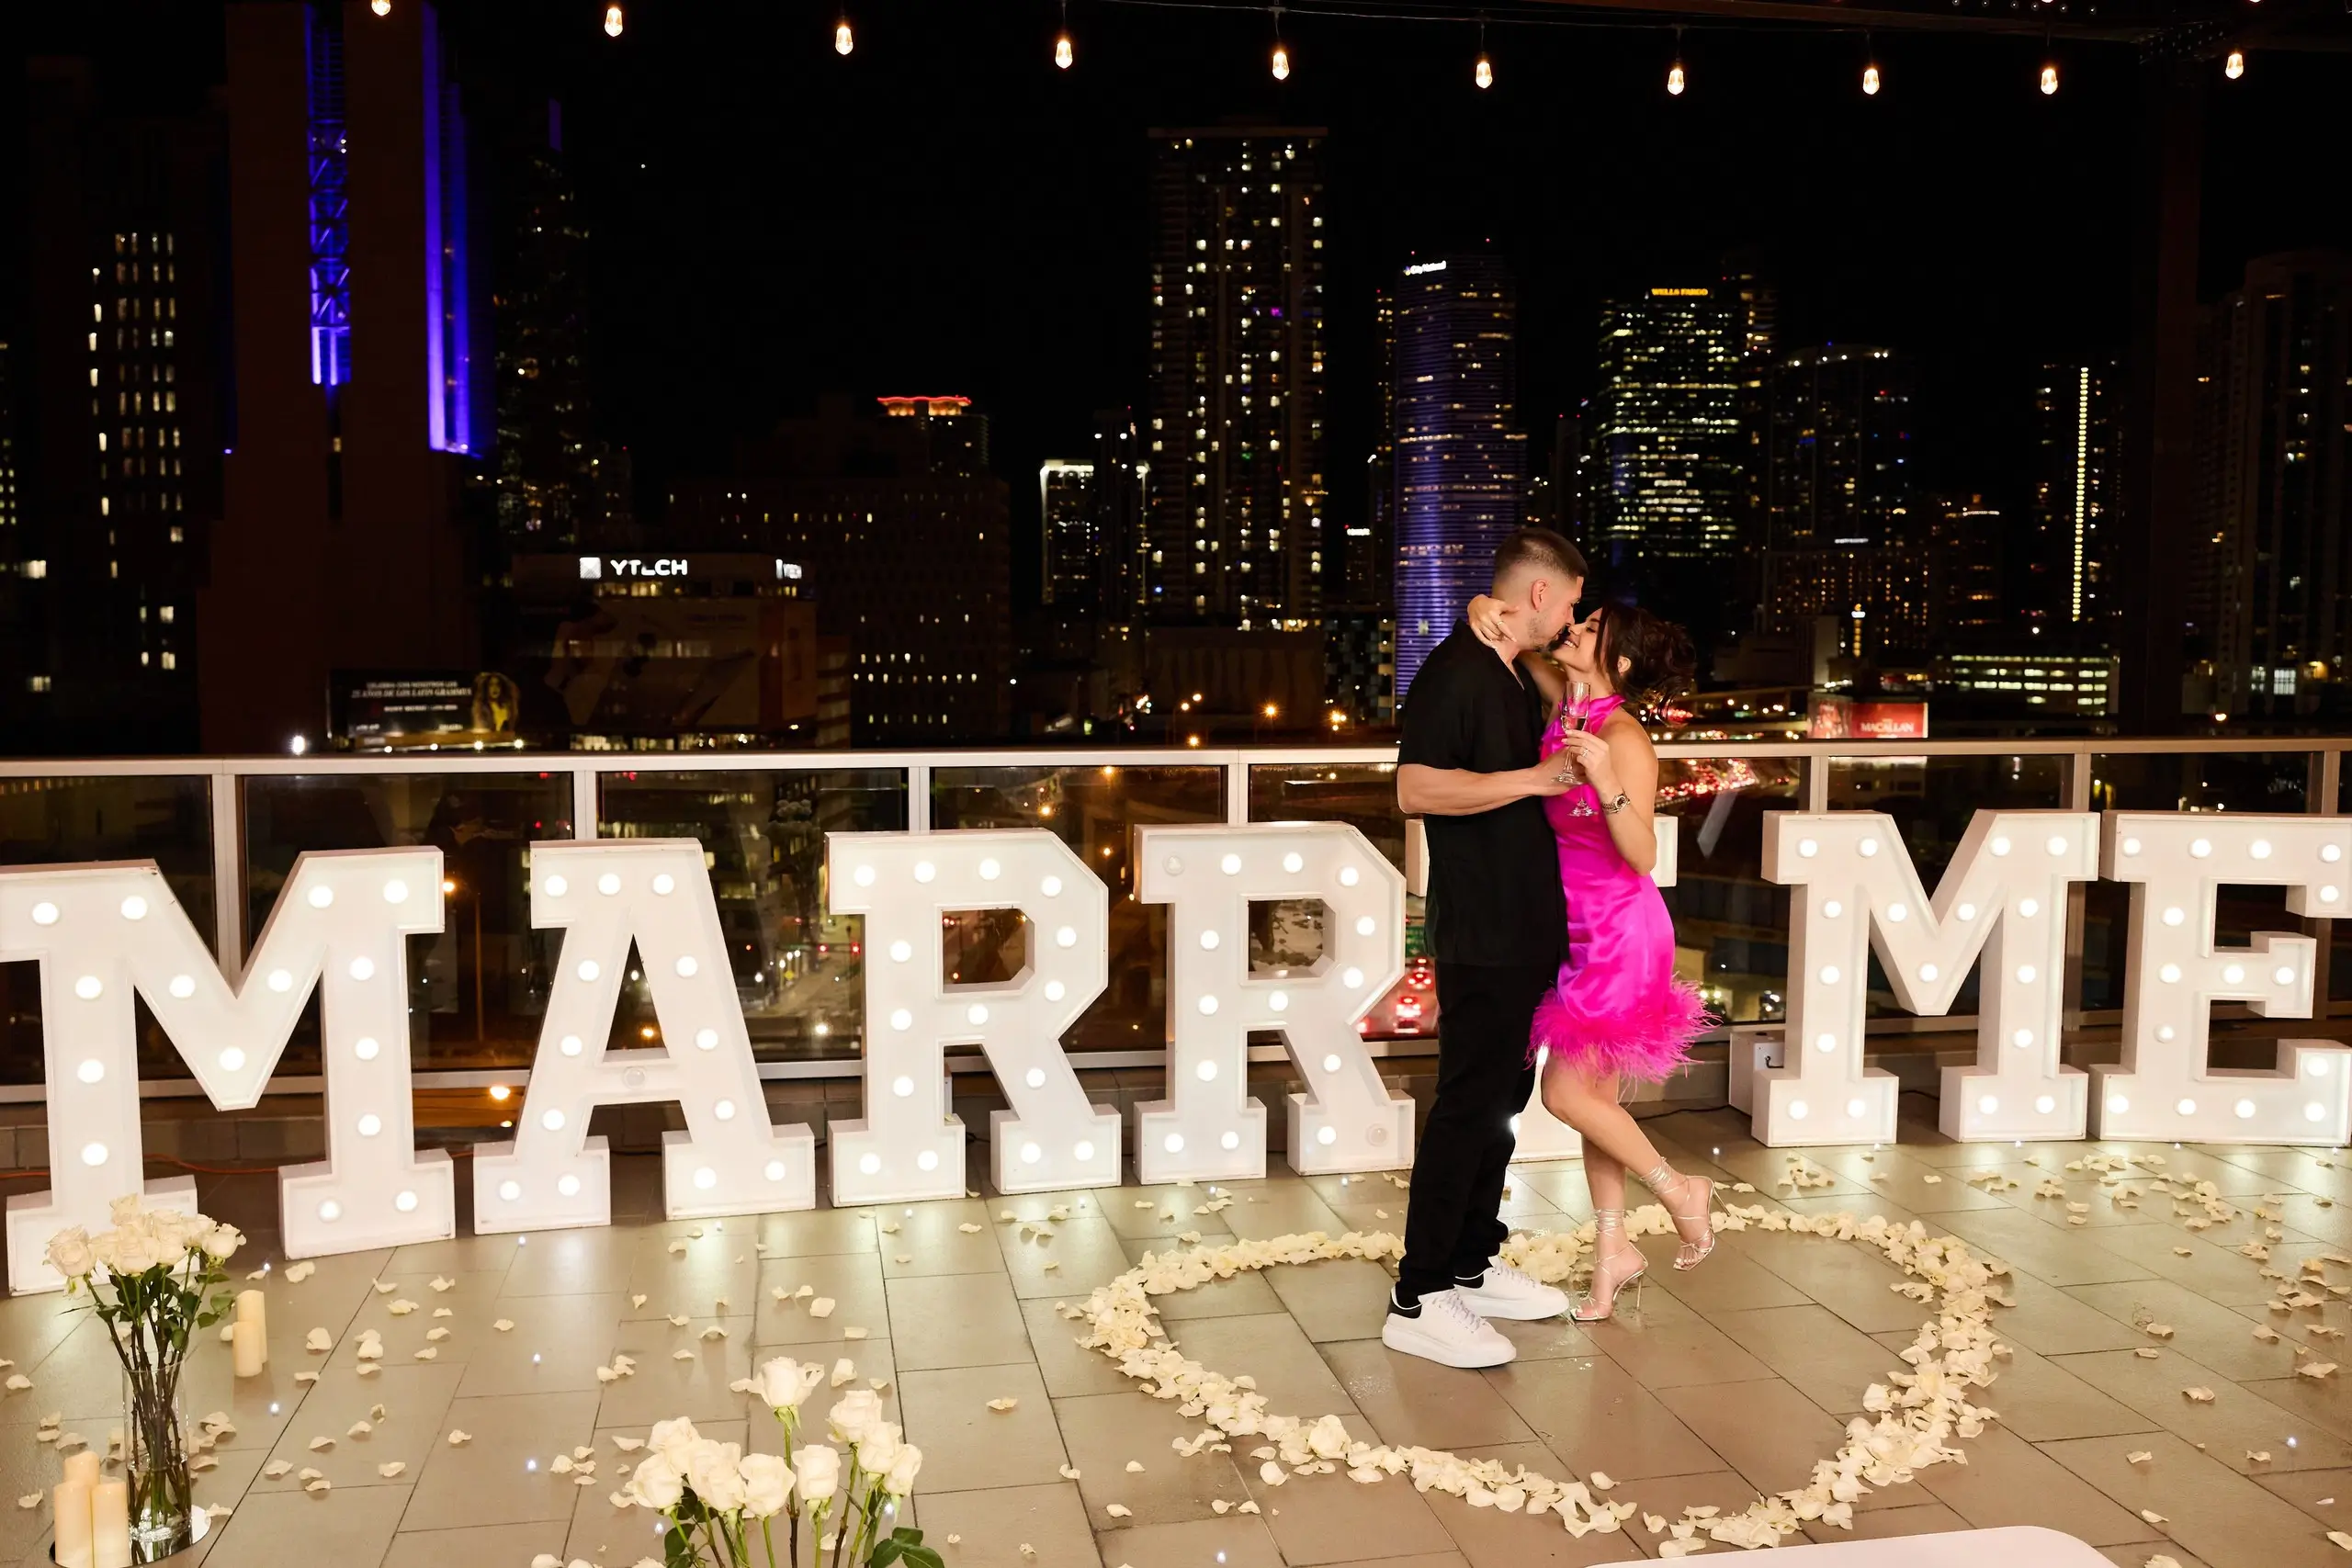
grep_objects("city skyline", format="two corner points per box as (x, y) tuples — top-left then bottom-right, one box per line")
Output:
(1, 2), (2348, 749)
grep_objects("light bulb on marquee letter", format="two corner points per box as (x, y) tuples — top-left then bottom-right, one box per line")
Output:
(1135, 823), (1410, 1181)
(1758, 809), (2098, 1146)
(472, 840), (814, 1232)
(2092, 813), (2352, 1144)
(0, 849), (456, 1292)
(824, 829), (1114, 1203)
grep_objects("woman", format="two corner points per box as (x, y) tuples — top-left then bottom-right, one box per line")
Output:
(1465, 595), (1715, 1322)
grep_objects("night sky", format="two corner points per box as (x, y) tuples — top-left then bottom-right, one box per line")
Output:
(9, 0), (2350, 610)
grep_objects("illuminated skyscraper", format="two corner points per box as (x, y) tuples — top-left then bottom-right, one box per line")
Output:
(1345, 285), (1396, 613)
(1039, 458), (1096, 609)
(206, 0), (489, 753)
(1089, 409), (1151, 624)
(1145, 126), (1328, 626)
(492, 100), (599, 547)
(1393, 255), (1526, 696)
(11, 57), (225, 752)
(670, 396), (1012, 745)
(2195, 253), (2352, 717)
(1589, 287), (1742, 560)
(1766, 345), (1916, 548)
(2027, 361), (2120, 639)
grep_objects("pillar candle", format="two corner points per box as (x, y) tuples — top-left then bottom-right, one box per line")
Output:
(51, 1478), (92, 1568)
(61, 1450), (100, 1488)
(90, 1479), (130, 1568)
(234, 1288), (265, 1330)
(232, 1318), (266, 1379)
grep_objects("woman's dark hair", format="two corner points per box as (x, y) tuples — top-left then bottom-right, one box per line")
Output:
(1594, 602), (1697, 711)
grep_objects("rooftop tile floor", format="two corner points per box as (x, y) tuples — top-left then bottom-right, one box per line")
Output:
(5, 1095), (2350, 1567)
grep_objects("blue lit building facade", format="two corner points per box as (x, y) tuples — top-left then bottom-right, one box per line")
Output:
(202, 0), (491, 753)
(1393, 255), (1526, 697)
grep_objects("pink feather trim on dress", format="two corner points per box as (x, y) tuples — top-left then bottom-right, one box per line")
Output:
(1531, 976), (1711, 1083)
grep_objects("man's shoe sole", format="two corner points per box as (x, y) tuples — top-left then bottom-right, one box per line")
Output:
(1381, 1313), (1516, 1369)
(1454, 1286), (1570, 1322)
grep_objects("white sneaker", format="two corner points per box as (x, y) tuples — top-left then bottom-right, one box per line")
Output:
(1382, 1289), (1517, 1369)
(1454, 1260), (1569, 1322)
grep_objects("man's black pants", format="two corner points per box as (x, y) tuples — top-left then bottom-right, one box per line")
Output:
(1395, 960), (1553, 1305)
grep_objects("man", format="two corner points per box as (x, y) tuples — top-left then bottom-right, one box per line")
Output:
(1384, 527), (1586, 1368)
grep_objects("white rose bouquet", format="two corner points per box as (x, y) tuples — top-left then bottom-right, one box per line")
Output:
(46, 1197), (243, 1559)
(624, 1357), (938, 1568)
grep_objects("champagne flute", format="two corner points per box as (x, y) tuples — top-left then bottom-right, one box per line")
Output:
(1559, 681), (1593, 789)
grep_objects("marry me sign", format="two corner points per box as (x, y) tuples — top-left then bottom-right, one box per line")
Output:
(0, 807), (2344, 1292)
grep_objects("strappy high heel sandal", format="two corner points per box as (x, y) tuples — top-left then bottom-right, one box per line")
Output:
(1647, 1163), (1716, 1271)
(1570, 1209), (1645, 1323)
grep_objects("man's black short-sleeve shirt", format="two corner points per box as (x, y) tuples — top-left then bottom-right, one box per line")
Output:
(1397, 622), (1567, 969)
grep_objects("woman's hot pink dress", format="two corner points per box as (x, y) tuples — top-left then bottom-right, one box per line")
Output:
(1529, 694), (1711, 1081)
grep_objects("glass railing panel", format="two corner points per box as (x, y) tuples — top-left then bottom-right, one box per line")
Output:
(931, 764), (1225, 1052)
(0, 774), (216, 1086)
(597, 768), (910, 1064)
(2082, 750), (2319, 1015)
(243, 772), (576, 1077)
(1657, 754), (1804, 1028)
(1246, 762), (1405, 871)
(1826, 752), (2071, 1017)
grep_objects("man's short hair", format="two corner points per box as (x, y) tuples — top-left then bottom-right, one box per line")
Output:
(1491, 527), (1588, 592)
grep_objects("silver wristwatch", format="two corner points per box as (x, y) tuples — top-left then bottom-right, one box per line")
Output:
(1602, 792), (1632, 816)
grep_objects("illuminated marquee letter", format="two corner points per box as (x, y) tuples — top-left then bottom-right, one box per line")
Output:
(1758, 809), (2098, 1146)
(0, 849), (455, 1292)
(1135, 823), (1410, 1182)
(2092, 812), (2352, 1144)
(472, 840), (815, 1231)
(824, 829), (1114, 1203)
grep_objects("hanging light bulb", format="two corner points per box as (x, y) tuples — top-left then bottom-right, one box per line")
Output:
(2224, 48), (2245, 78)
(1055, 0), (1073, 68)
(1862, 62), (1881, 95)
(604, 4), (624, 38)
(369, 0), (390, 14)
(835, 13), (854, 54)
(1667, 28), (1686, 96)
(1272, 39), (1291, 79)
(2040, 59), (2059, 95)
(1476, 51), (1494, 89)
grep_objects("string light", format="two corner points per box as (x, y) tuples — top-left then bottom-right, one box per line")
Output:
(1055, 0), (1073, 68)
(2224, 47), (2245, 78)
(603, 4), (624, 39)
(2040, 58), (2059, 95)
(1474, 17), (1492, 89)
(1667, 28), (1687, 96)
(835, 11), (854, 55)
(1271, 5), (1290, 81)
(1861, 33), (1880, 96)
